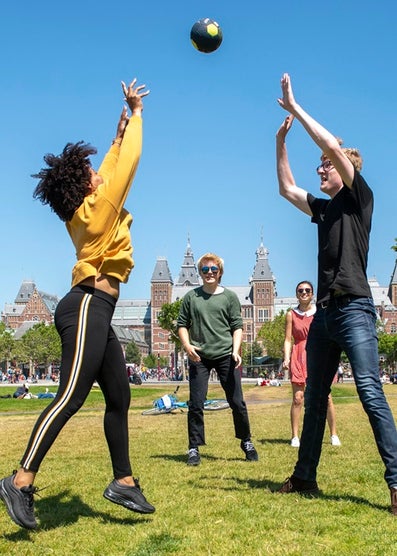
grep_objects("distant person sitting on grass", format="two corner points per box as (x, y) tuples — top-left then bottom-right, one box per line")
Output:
(13, 385), (30, 399)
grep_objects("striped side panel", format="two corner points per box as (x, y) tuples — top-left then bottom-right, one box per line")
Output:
(22, 293), (92, 469)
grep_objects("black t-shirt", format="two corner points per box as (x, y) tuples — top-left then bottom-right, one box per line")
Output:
(307, 170), (373, 304)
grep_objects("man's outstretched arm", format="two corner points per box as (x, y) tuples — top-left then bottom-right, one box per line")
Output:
(277, 73), (354, 188)
(276, 115), (312, 216)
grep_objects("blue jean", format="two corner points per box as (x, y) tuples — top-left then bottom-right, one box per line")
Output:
(294, 296), (397, 487)
(187, 355), (251, 448)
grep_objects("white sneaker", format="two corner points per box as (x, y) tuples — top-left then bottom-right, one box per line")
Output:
(331, 435), (341, 446)
(290, 436), (300, 448)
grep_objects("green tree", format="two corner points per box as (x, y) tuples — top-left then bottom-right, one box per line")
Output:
(143, 353), (157, 369)
(0, 322), (15, 369)
(257, 312), (287, 359)
(157, 300), (183, 348)
(157, 299), (184, 377)
(378, 332), (397, 368)
(392, 238), (397, 252)
(125, 340), (141, 365)
(143, 353), (168, 369)
(241, 340), (263, 365)
(16, 323), (61, 374)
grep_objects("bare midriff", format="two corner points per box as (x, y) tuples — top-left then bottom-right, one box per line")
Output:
(79, 274), (120, 299)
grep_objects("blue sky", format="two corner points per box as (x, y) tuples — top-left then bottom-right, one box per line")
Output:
(1, 0), (396, 310)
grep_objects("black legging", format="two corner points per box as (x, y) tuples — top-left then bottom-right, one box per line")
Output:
(20, 285), (132, 479)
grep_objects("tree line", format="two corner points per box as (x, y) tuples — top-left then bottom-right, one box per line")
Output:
(0, 321), (61, 375)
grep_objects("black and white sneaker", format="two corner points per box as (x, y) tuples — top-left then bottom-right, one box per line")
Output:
(187, 448), (201, 466)
(240, 439), (259, 461)
(0, 472), (38, 530)
(103, 478), (155, 514)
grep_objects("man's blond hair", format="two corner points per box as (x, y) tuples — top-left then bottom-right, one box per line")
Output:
(198, 253), (224, 283)
(337, 137), (363, 172)
(321, 137), (363, 172)
(342, 147), (363, 172)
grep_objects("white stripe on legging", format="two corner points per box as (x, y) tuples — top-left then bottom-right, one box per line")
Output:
(22, 293), (92, 469)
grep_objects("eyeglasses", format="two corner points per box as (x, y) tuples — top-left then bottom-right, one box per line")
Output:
(297, 288), (312, 294)
(316, 160), (334, 173)
(201, 266), (219, 274)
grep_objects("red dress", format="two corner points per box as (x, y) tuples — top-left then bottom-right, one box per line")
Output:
(289, 308), (315, 384)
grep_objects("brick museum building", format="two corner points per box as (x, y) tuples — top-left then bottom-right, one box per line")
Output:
(2, 239), (397, 365)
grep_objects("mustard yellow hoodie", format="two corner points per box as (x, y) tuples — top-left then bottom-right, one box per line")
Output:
(66, 115), (142, 286)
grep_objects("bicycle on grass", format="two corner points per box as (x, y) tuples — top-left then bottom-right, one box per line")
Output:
(142, 386), (229, 415)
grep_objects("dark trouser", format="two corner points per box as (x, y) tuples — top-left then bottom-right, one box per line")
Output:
(294, 296), (397, 488)
(20, 285), (132, 479)
(187, 355), (251, 448)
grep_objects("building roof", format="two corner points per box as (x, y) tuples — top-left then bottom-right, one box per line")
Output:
(13, 321), (43, 340)
(227, 286), (252, 306)
(112, 299), (151, 325)
(14, 280), (36, 304)
(175, 238), (200, 287)
(172, 285), (195, 302)
(38, 292), (59, 315)
(250, 241), (276, 284)
(3, 303), (25, 316)
(151, 257), (173, 283)
(274, 297), (298, 315)
(12, 279), (59, 313)
(390, 260), (397, 284)
(368, 277), (394, 308)
(388, 259), (397, 301)
(112, 324), (148, 347)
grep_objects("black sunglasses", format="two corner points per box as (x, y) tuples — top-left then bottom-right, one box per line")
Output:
(297, 288), (312, 294)
(201, 266), (219, 274)
(316, 160), (334, 173)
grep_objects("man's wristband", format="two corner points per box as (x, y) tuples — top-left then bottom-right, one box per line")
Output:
(112, 138), (122, 146)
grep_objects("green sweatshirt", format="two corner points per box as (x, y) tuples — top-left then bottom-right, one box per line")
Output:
(177, 287), (243, 360)
(66, 115), (142, 287)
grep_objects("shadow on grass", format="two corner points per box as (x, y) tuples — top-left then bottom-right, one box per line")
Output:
(150, 450), (270, 464)
(257, 437), (290, 445)
(2, 527), (33, 543)
(2, 488), (153, 538)
(257, 437), (345, 447)
(149, 453), (221, 463)
(207, 475), (391, 514)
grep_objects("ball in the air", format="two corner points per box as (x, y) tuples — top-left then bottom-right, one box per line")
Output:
(190, 18), (223, 53)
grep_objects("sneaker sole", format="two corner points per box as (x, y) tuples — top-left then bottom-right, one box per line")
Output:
(0, 481), (37, 530)
(103, 489), (155, 514)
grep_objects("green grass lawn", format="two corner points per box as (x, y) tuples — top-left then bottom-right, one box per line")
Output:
(1, 382), (397, 555)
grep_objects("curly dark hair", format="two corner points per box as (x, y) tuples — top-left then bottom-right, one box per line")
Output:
(32, 142), (97, 222)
